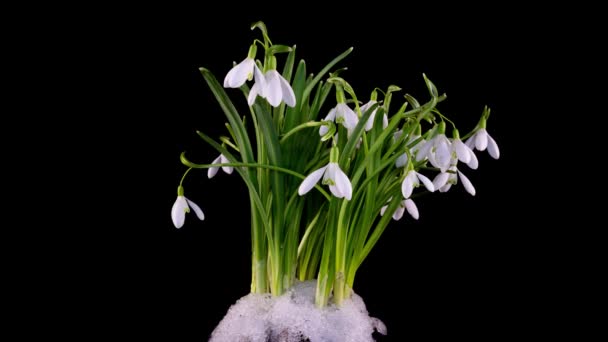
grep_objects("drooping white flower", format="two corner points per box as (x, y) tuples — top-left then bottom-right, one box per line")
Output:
(207, 154), (233, 178)
(451, 137), (474, 164)
(401, 170), (435, 199)
(319, 103), (359, 136)
(223, 58), (256, 88)
(298, 162), (352, 200)
(248, 67), (296, 108)
(418, 133), (452, 172)
(171, 192), (205, 229)
(432, 161), (476, 196)
(247, 65), (267, 105)
(360, 100), (388, 131)
(381, 198), (419, 220)
(465, 128), (500, 159)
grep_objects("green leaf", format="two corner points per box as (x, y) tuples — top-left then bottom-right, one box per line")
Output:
(387, 85), (402, 93)
(404, 94), (420, 109)
(281, 46), (297, 83)
(199, 68), (256, 178)
(284, 60), (307, 131)
(422, 73), (438, 98)
(268, 44), (293, 54)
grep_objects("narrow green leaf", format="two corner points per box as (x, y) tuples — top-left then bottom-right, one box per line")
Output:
(284, 60), (307, 131)
(422, 73), (438, 98)
(199, 68), (255, 172)
(268, 44), (293, 54)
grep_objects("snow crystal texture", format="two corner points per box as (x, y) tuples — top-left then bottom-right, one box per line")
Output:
(209, 280), (386, 342)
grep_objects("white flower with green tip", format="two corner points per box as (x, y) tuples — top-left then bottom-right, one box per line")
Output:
(465, 128), (500, 159)
(381, 198), (419, 220)
(171, 186), (204, 229)
(298, 147), (352, 200)
(208, 154), (234, 178)
(224, 58), (256, 88)
(401, 170), (435, 199)
(432, 160), (476, 196)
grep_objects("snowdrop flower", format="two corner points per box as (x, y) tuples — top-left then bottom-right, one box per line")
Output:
(249, 69), (296, 107)
(418, 132), (452, 172)
(319, 103), (359, 136)
(207, 154), (233, 178)
(450, 132), (478, 170)
(224, 44), (258, 88)
(465, 128), (500, 159)
(224, 58), (255, 88)
(247, 56), (295, 108)
(360, 100), (388, 131)
(299, 148), (352, 200)
(401, 170), (435, 199)
(381, 198), (419, 220)
(451, 136), (474, 164)
(171, 186), (204, 229)
(432, 161), (476, 196)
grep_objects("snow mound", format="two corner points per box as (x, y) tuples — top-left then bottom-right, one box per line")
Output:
(209, 280), (386, 342)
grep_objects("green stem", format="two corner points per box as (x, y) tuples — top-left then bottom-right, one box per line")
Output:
(280, 121), (324, 144)
(180, 153), (332, 201)
(179, 167), (193, 186)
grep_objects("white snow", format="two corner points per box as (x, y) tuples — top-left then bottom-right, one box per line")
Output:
(209, 280), (386, 342)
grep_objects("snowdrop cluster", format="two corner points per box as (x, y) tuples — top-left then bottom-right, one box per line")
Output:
(171, 21), (500, 307)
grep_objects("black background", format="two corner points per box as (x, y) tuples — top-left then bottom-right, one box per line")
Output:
(63, 4), (569, 341)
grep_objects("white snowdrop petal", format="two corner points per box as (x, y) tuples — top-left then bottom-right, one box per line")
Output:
(395, 153), (408, 168)
(365, 112), (376, 131)
(298, 166), (328, 195)
(416, 140), (432, 161)
(404, 199), (419, 219)
(380, 205), (388, 216)
(382, 114), (388, 129)
(416, 172), (435, 192)
(465, 136), (476, 149)
(187, 199), (205, 221)
(393, 206), (405, 221)
(333, 165), (353, 200)
(220, 154), (233, 174)
(487, 134), (500, 159)
(435, 142), (451, 172)
(223, 64), (237, 88)
(401, 173), (414, 199)
(319, 125), (329, 136)
(325, 108), (337, 121)
(439, 183), (452, 192)
(454, 139), (471, 163)
(208, 155), (222, 179)
(278, 74), (296, 107)
(171, 197), (187, 228)
(228, 58), (254, 88)
(340, 104), (359, 129)
(466, 151), (479, 170)
(265, 71), (282, 107)
(433, 172), (450, 190)
(475, 129), (488, 151)
(458, 170), (476, 196)
(248, 83), (260, 106)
